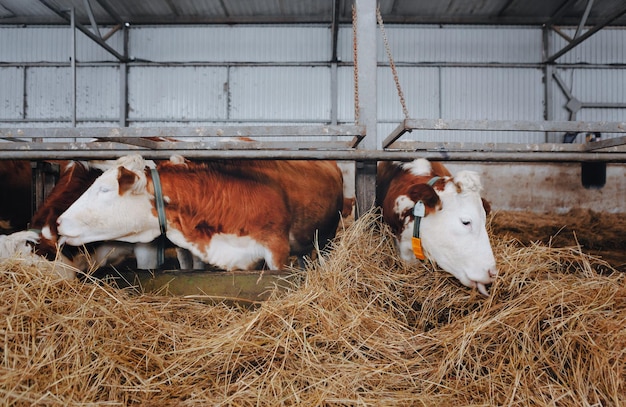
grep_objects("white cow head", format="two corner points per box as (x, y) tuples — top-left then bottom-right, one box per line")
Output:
(395, 165), (497, 296)
(57, 155), (161, 246)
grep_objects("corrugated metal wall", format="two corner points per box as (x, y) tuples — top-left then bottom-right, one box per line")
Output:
(0, 24), (624, 146)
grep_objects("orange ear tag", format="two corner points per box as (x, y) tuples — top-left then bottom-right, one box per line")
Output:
(412, 236), (426, 260)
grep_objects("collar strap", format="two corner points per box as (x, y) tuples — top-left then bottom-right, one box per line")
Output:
(151, 168), (167, 267)
(412, 176), (441, 238)
(411, 176), (441, 260)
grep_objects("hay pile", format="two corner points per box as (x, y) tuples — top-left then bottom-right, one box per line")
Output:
(1, 212), (624, 406)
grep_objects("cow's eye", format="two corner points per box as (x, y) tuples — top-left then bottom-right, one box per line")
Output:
(98, 185), (111, 193)
(461, 219), (471, 227)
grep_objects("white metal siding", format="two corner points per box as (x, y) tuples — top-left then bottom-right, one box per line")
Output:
(26, 67), (72, 119)
(441, 67), (544, 120)
(440, 67), (545, 142)
(337, 25), (542, 63)
(130, 26), (329, 62)
(0, 67), (23, 119)
(377, 66), (440, 121)
(128, 66), (228, 121)
(76, 67), (120, 121)
(24, 66), (119, 121)
(229, 66), (330, 121)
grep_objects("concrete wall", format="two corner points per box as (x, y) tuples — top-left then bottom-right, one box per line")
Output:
(447, 162), (626, 214)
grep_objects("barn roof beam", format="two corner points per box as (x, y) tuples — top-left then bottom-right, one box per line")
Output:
(38, 0), (127, 62)
(544, 2), (626, 63)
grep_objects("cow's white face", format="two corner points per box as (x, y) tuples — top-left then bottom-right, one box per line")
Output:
(396, 171), (497, 295)
(57, 157), (161, 246)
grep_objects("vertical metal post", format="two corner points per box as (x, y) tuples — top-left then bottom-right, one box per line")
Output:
(543, 26), (556, 143)
(119, 23), (129, 126)
(70, 7), (77, 128)
(331, 62), (338, 126)
(354, 0), (378, 217)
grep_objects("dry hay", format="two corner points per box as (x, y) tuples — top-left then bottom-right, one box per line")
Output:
(0, 211), (624, 406)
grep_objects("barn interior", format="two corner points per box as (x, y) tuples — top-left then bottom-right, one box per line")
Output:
(0, 1), (625, 404)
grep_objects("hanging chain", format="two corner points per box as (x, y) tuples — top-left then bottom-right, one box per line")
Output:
(376, 6), (410, 120)
(352, 4), (360, 125)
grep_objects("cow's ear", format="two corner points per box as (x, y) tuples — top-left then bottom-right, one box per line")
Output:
(482, 197), (492, 216)
(117, 166), (138, 195)
(407, 183), (441, 214)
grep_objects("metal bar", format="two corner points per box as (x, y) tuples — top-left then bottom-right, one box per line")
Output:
(354, 0), (378, 217)
(551, 26), (573, 43)
(99, 139), (356, 150)
(399, 118), (626, 133)
(0, 125), (366, 139)
(582, 102), (626, 108)
(552, 71), (574, 100)
(102, 24), (122, 42)
(331, 0), (341, 63)
(0, 148), (624, 163)
(545, 3), (626, 63)
(120, 24), (129, 126)
(10, 140), (608, 153)
(543, 25), (556, 142)
(82, 0), (102, 38)
(70, 8), (77, 128)
(386, 140), (622, 153)
(382, 122), (410, 148)
(4, 60), (624, 71)
(574, 0), (595, 40)
(583, 135), (626, 151)
(38, 0), (126, 62)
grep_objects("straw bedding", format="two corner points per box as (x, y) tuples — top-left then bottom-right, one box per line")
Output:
(0, 211), (624, 406)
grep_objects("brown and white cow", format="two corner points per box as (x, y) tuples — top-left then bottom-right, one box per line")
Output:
(377, 159), (497, 295)
(0, 160), (161, 271)
(57, 154), (345, 271)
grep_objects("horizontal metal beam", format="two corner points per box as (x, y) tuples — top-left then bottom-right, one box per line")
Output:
(584, 135), (626, 151)
(1, 122), (625, 162)
(383, 118), (626, 148)
(0, 125), (366, 140)
(0, 146), (625, 163)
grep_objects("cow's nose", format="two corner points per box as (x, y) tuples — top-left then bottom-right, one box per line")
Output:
(488, 266), (498, 279)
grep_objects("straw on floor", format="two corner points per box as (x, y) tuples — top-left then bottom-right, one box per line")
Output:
(0, 210), (624, 406)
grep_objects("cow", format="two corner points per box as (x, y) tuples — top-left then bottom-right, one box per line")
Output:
(376, 159), (497, 296)
(0, 160), (161, 271)
(57, 154), (345, 272)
